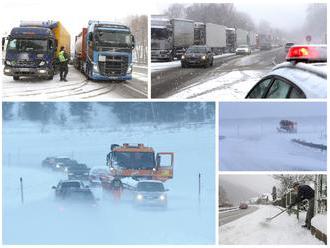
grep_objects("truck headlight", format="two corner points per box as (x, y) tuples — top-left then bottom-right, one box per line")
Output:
(5, 60), (11, 66)
(127, 64), (133, 74)
(64, 167), (68, 172)
(201, 56), (206, 60)
(136, 194), (143, 200)
(181, 55), (185, 60)
(39, 61), (46, 66)
(159, 195), (166, 201)
(4, 68), (11, 73)
(93, 64), (99, 73)
(56, 164), (60, 168)
(38, 69), (47, 74)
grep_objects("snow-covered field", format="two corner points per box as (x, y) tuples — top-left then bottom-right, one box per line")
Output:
(219, 205), (324, 245)
(3, 122), (215, 244)
(220, 117), (327, 171)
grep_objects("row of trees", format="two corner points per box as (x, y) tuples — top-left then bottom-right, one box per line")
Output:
(3, 102), (215, 125)
(126, 15), (148, 64)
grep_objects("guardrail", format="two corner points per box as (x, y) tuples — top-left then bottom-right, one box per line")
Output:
(291, 139), (327, 151)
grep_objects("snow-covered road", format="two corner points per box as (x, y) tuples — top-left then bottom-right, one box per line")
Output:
(3, 123), (215, 244)
(219, 205), (324, 245)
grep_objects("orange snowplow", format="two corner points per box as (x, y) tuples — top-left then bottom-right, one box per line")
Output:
(105, 144), (174, 182)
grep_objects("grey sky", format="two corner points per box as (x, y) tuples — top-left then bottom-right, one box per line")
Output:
(220, 102), (326, 120)
(220, 175), (279, 195)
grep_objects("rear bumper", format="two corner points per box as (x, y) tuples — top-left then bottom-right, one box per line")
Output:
(4, 66), (52, 78)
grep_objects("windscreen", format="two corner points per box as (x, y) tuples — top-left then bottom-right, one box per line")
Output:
(137, 182), (165, 192)
(7, 39), (48, 52)
(113, 152), (155, 169)
(186, 47), (206, 54)
(151, 28), (169, 40)
(96, 30), (132, 47)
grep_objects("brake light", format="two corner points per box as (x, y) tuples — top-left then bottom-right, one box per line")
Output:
(286, 45), (327, 62)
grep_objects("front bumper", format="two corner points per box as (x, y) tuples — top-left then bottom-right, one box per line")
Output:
(91, 71), (132, 81)
(182, 58), (207, 66)
(4, 66), (51, 78)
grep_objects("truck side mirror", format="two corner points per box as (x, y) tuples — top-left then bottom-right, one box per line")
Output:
(131, 35), (135, 49)
(156, 154), (160, 167)
(2, 37), (6, 52)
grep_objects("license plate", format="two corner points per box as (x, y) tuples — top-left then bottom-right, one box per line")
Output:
(99, 55), (106, 62)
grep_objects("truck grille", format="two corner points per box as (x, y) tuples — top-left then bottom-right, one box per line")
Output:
(98, 55), (129, 77)
(151, 42), (160, 49)
(16, 60), (36, 67)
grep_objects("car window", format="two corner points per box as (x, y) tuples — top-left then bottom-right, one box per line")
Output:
(266, 79), (291, 98)
(289, 87), (305, 98)
(246, 78), (272, 98)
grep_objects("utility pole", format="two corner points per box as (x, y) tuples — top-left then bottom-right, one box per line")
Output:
(20, 177), (24, 204)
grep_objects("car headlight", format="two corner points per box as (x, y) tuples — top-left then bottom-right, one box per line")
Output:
(136, 194), (143, 200)
(64, 167), (68, 172)
(201, 56), (206, 60)
(181, 55), (185, 60)
(56, 164), (60, 168)
(5, 60), (11, 66)
(159, 195), (166, 201)
(39, 61), (46, 66)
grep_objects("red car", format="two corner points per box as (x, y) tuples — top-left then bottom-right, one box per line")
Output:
(239, 203), (248, 209)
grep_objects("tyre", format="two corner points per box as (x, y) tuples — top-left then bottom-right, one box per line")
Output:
(13, 76), (19, 81)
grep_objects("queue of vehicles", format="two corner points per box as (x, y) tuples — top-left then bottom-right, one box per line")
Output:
(151, 15), (276, 62)
(2, 20), (135, 81)
(44, 143), (173, 209)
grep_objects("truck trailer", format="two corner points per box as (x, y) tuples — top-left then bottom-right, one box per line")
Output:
(151, 16), (194, 61)
(74, 21), (135, 81)
(3, 21), (70, 80)
(205, 23), (226, 54)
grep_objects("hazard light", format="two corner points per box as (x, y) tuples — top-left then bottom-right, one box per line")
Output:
(286, 45), (327, 63)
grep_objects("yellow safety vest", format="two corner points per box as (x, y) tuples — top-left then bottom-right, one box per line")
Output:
(58, 51), (67, 62)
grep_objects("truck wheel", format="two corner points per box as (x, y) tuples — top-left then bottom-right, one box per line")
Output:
(13, 76), (19, 81)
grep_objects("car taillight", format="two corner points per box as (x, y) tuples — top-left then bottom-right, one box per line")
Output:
(286, 45), (327, 62)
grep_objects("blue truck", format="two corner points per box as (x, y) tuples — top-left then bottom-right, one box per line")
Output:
(73, 21), (135, 81)
(3, 21), (70, 81)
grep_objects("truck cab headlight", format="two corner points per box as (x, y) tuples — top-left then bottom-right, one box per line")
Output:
(39, 61), (46, 66)
(181, 55), (185, 60)
(127, 64), (133, 74)
(93, 64), (99, 73)
(201, 56), (206, 60)
(5, 60), (11, 66)
(136, 194), (143, 200)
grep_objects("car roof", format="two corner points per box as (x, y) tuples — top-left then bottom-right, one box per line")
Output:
(268, 62), (327, 98)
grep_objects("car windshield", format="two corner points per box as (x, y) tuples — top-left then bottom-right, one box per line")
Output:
(186, 47), (207, 53)
(137, 182), (165, 192)
(7, 38), (48, 52)
(286, 43), (294, 46)
(61, 182), (81, 188)
(113, 152), (155, 169)
(96, 30), (132, 47)
(151, 28), (169, 40)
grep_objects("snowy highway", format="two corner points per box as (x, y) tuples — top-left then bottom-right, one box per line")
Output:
(3, 122), (215, 244)
(2, 64), (148, 100)
(151, 48), (286, 99)
(219, 205), (324, 245)
(219, 206), (258, 226)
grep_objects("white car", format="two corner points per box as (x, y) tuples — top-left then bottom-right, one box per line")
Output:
(134, 180), (168, 208)
(235, 45), (251, 55)
(246, 45), (327, 99)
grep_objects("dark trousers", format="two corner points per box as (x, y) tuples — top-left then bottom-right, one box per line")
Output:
(306, 198), (315, 228)
(59, 63), (68, 80)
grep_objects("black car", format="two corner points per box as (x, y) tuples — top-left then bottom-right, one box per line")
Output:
(67, 163), (90, 180)
(62, 188), (97, 205)
(181, 45), (214, 68)
(52, 180), (86, 199)
(42, 156), (78, 171)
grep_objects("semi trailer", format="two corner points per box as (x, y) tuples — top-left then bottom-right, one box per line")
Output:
(74, 20), (135, 81)
(3, 21), (70, 80)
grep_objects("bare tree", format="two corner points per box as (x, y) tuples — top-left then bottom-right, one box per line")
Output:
(165, 3), (186, 18)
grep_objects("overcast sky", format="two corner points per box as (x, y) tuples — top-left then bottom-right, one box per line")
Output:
(220, 175), (279, 195)
(1, 0), (148, 36)
(151, 1), (315, 32)
(220, 102), (326, 120)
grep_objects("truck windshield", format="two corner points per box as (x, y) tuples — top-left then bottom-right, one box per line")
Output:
(113, 152), (155, 169)
(96, 30), (132, 47)
(151, 28), (169, 40)
(7, 39), (48, 52)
